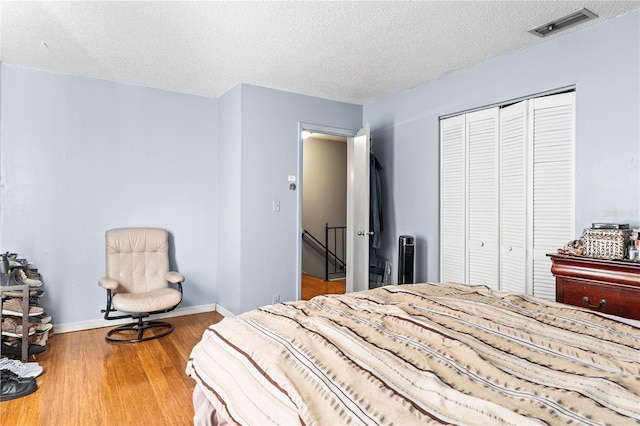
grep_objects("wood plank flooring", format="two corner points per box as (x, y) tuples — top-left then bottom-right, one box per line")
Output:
(1, 311), (223, 426)
(2, 277), (342, 425)
(301, 273), (345, 300)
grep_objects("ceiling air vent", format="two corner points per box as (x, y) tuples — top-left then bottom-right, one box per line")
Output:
(529, 8), (598, 37)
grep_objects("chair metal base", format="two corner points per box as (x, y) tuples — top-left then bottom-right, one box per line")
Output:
(105, 317), (174, 343)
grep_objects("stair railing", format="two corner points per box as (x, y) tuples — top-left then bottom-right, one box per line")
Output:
(302, 224), (346, 281)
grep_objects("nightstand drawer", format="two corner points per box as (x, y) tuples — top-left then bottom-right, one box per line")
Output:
(549, 254), (640, 321)
(561, 279), (640, 320)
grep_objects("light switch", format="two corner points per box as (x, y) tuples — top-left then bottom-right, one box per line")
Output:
(273, 200), (280, 212)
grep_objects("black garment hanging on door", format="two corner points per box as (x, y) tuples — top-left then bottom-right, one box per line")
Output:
(370, 154), (383, 250)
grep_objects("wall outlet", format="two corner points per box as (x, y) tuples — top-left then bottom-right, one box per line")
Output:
(272, 294), (280, 304)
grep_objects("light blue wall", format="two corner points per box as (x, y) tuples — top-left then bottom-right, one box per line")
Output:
(2, 9), (636, 324)
(217, 84), (362, 314)
(216, 85), (243, 314)
(0, 65), (219, 325)
(0, 68), (361, 323)
(364, 10), (640, 284)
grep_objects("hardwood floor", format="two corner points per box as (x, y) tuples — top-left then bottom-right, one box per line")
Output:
(2, 277), (340, 425)
(1, 311), (223, 426)
(301, 273), (345, 300)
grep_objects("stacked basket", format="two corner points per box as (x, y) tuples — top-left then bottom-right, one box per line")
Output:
(580, 226), (632, 260)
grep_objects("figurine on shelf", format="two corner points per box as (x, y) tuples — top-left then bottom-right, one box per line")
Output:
(557, 239), (584, 256)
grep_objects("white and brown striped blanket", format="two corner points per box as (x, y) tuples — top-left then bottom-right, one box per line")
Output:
(186, 282), (640, 425)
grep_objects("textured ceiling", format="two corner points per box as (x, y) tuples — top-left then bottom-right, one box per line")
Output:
(1, 1), (639, 105)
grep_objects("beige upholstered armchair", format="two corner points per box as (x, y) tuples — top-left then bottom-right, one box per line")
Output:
(98, 228), (184, 343)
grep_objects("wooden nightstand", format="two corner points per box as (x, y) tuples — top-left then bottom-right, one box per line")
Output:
(548, 253), (640, 320)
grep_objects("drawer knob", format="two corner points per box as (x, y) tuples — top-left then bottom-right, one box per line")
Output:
(582, 296), (606, 309)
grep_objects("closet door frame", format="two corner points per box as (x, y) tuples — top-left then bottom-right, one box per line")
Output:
(439, 114), (467, 284)
(500, 100), (529, 295)
(439, 90), (575, 300)
(529, 92), (576, 300)
(465, 108), (500, 289)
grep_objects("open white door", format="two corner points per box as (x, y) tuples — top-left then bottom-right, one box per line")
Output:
(346, 124), (371, 293)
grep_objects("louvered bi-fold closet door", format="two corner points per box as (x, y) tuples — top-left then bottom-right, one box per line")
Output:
(440, 114), (466, 284)
(466, 108), (499, 289)
(530, 92), (575, 300)
(499, 101), (528, 294)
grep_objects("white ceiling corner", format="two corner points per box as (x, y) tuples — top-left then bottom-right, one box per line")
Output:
(1, 1), (638, 105)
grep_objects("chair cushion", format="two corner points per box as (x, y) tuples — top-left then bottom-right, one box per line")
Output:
(105, 228), (170, 294)
(112, 287), (182, 313)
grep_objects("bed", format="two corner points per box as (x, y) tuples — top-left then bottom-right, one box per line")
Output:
(186, 282), (640, 425)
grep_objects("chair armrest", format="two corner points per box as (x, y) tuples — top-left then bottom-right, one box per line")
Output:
(98, 276), (120, 290)
(165, 271), (185, 284)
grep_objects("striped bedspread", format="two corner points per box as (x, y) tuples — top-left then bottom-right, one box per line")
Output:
(186, 282), (640, 425)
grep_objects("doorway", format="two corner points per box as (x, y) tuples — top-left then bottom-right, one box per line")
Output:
(301, 132), (347, 299)
(297, 123), (356, 300)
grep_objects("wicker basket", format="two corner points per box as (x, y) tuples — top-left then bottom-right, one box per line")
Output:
(581, 228), (632, 260)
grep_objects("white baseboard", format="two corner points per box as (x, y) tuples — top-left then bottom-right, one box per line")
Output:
(214, 304), (235, 319)
(53, 304), (218, 334)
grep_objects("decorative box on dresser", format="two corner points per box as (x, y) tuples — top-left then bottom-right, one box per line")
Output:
(548, 253), (640, 320)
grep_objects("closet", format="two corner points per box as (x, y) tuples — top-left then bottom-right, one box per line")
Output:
(440, 91), (575, 300)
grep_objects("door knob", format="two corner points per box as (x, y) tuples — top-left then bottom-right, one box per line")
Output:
(357, 230), (374, 236)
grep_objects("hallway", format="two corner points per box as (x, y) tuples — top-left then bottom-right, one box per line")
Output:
(301, 273), (345, 300)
